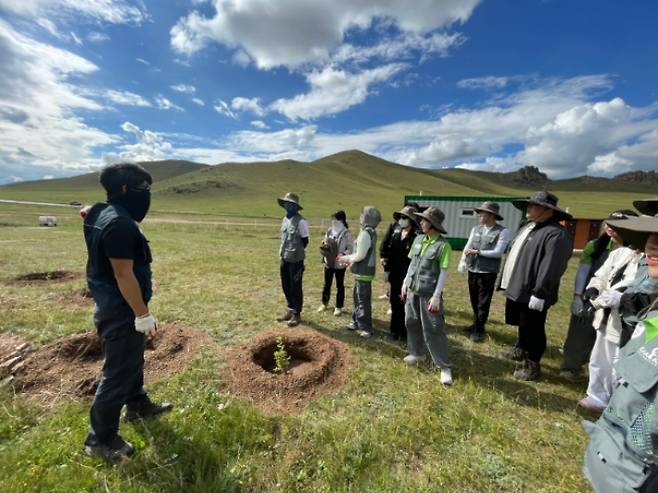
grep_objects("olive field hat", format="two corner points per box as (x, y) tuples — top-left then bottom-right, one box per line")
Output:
(277, 192), (303, 210)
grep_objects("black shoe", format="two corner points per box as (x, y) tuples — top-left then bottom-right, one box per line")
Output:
(500, 346), (525, 361)
(287, 313), (301, 327)
(84, 435), (134, 462)
(123, 399), (173, 422)
(513, 360), (541, 381)
(469, 332), (486, 343)
(462, 324), (476, 333)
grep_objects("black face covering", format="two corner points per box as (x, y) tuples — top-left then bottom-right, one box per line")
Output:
(110, 188), (151, 222)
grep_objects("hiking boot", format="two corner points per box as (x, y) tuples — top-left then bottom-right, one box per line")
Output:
(84, 435), (134, 462)
(403, 354), (426, 365)
(123, 399), (173, 422)
(513, 360), (541, 381)
(440, 368), (453, 386)
(469, 332), (485, 343)
(357, 330), (372, 338)
(500, 346), (525, 361)
(345, 322), (357, 331)
(287, 313), (301, 327)
(559, 369), (582, 381)
(578, 397), (605, 413)
(276, 310), (293, 322)
(462, 324), (476, 333)
(333, 307), (343, 316)
(317, 304), (328, 313)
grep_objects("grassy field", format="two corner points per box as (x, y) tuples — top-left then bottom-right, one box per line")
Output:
(0, 203), (597, 492)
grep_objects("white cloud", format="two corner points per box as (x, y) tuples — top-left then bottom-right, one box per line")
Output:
(250, 120), (268, 129)
(136, 57), (150, 65)
(105, 121), (173, 163)
(171, 83), (196, 94)
(0, 0), (148, 25)
(99, 89), (151, 107)
(192, 97), (205, 106)
(457, 76), (509, 90)
(170, 0), (480, 69)
(87, 31), (110, 43)
(271, 63), (406, 121)
(70, 31), (82, 45)
(155, 95), (183, 111)
(231, 96), (264, 116)
(214, 99), (236, 118)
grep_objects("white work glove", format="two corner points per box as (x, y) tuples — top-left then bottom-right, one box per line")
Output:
(528, 296), (545, 312)
(596, 289), (624, 309)
(457, 258), (467, 274)
(570, 297), (585, 317)
(428, 295), (442, 314)
(135, 313), (158, 336)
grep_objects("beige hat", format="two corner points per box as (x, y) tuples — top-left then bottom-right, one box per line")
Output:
(474, 201), (504, 221)
(393, 205), (418, 223)
(413, 206), (447, 234)
(606, 215), (658, 250)
(277, 192), (303, 210)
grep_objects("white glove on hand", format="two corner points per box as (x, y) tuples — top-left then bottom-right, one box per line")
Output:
(597, 289), (624, 308)
(135, 313), (157, 336)
(570, 298), (585, 317)
(528, 296), (545, 312)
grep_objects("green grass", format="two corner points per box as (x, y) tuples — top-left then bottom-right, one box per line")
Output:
(0, 150), (649, 219)
(0, 205), (595, 492)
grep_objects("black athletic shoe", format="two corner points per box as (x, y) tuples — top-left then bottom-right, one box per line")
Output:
(84, 435), (134, 462)
(469, 332), (486, 343)
(123, 399), (173, 422)
(500, 346), (525, 361)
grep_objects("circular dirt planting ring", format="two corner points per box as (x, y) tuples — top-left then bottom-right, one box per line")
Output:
(3, 323), (212, 403)
(10, 270), (81, 284)
(223, 330), (354, 414)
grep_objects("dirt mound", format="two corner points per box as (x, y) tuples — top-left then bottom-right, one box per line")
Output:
(60, 287), (94, 306)
(12, 270), (80, 283)
(2, 323), (212, 403)
(223, 330), (354, 414)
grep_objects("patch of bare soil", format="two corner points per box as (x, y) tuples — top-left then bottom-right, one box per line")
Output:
(222, 329), (354, 414)
(10, 270), (81, 284)
(1, 323), (212, 403)
(60, 287), (94, 306)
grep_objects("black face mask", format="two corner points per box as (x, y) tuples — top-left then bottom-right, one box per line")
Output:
(110, 187), (151, 222)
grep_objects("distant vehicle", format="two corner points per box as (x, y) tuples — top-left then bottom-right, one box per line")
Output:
(69, 201), (82, 206)
(38, 216), (58, 227)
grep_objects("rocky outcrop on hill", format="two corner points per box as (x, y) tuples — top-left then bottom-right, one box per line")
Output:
(614, 170), (658, 185)
(506, 166), (550, 187)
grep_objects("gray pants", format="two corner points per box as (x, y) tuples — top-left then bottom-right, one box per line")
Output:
(351, 280), (373, 333)
(405, 291), (452, 368)
(560, 313), (596, 372)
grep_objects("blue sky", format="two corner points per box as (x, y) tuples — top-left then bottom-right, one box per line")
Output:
(1, 0), (658, 184)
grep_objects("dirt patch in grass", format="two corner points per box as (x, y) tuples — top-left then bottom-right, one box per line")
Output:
(60, 287), (94, 306)
(2, 323), (212, 403)
(10, 270), (81, 284)
(222, 329), (354, 414)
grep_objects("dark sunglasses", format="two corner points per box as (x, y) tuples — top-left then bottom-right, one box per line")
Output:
(129, 185), (151, 193)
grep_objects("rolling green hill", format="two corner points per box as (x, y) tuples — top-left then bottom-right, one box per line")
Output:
(0, 151), (651, 219)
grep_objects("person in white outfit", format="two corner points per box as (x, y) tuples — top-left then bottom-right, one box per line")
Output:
(578, 214), (643, 412)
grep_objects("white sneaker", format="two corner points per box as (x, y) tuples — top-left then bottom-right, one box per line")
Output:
(440, 368), (453, 386)
(386, 308), (392, 316)
(357, 330), (372, 338)
(377, 293), (389, 300)
(317, 304), (328, 313)
(403, 354), (426, 365)
(333, 307), (342, 316)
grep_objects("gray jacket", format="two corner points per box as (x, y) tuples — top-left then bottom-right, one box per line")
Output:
(583, 311), (658, 492)
(502, 219), (572, 307)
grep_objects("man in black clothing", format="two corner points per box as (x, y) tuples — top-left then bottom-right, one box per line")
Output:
(83, 163), (172, 462)
(499, 191), (573, 381)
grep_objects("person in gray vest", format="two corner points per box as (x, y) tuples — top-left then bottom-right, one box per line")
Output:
(582, 215), (658, 493)
(458, 202), (510, 343)
(338, 206), (382, 338)
(276, 193), (309, 327)
(499, 191), (573, 381)
(402, 207), (454, 385)
(318, 210), (353, 316)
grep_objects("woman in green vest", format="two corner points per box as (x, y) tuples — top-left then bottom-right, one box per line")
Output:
(401, 207), (454, 385)
(583, 214), (658, 492)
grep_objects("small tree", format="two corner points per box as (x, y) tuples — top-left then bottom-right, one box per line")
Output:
(273, 336), (291, 373)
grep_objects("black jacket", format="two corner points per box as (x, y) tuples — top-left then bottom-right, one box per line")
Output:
(503, 218), (573, 307)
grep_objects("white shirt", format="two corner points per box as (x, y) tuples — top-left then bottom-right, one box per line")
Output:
(500, 222), (535, 290)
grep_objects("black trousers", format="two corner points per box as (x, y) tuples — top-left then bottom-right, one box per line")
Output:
(560, 313), (596, 372)
(87, 327), (148, 444)
(468, 271), (498, 333)
(389, 273), (406, 339)
(321, 267), (346, 308)
(505, 299), (549, 363)
(280, 260), (304, 314)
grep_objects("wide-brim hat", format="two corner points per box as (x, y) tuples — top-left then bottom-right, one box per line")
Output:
(277, 192), (303, 210)
(413, 206), (447, 234)
(474, 201), (504, 221)
(393, 205), (418, 223)
(633, 198), (658, 217)
(606, 216), (658, 250)
(512, 191), (572, 221)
